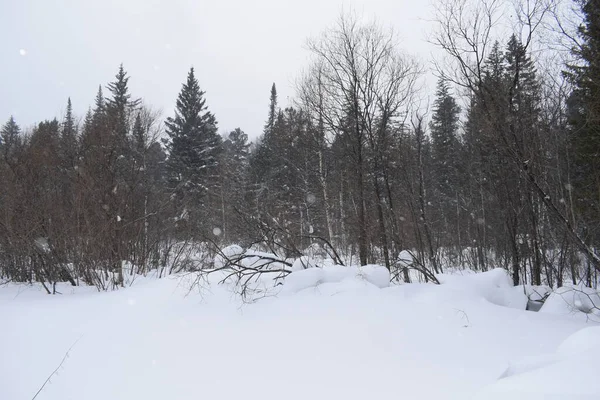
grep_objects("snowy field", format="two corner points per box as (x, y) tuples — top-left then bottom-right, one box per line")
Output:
(1, 267), (599, 400)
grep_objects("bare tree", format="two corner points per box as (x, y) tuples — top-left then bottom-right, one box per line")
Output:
(304, 11), (422, 268)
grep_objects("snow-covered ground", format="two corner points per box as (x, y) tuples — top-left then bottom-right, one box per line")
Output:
(0, 267), (598, 399)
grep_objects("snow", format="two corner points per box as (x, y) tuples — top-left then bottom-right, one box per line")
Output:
(432, 268), (528, 309)
(290, 255), (320, 271)
(213, 244), (244, 268)
(540, 285), (600, 321)
(397, 249), (413, 266)
(475, 326), (600, 399)
(0, 267), (597, 400)
(282, 264), (390, 294)
(556, 325), (600, 357)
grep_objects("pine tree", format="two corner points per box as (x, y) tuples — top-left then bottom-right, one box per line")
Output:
(1, 116), (21, 162)
(61, 98), (78, 169)
(567, 0), (600, 242)
(429, 78), (461, 197)
(63, 98), (76, 137)
(428, 78), (463, 250)
(132, 114), (145, 157)
(265, 83), (278, 135)
(505, 34), (540, 143)
(504, 34), (545, 285)
(249, 84), (281, 210)
(106, 65), (140, 118)
(164, 67), (222, 231)
(220, 128), (251, 241)
(106, 64), (139, 155)
(93, 85), (105, 117)
(224, 128), (250, 173)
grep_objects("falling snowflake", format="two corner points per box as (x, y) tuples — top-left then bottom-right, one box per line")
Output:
(19, 49), (27, 56)
(213, 227), (222, 236)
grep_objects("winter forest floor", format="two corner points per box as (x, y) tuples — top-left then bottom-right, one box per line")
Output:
(1, 268), (599, 400)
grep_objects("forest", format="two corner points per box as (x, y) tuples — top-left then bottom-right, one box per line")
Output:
(1, 0), (599, 293)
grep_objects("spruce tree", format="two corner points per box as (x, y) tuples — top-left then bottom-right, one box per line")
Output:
(165, 67), (222, 230)
(265, 83), (278, 135)
(1, 116), (21, 162)
(504, 34), (544, 285)
(106, 64), (139, 155)
(220, 128), (250, 241)
(106, 65), (140, 118)
(505, 34), (540, 133)
(429, 78), (461, 198)
(567, 0), (600, 241)
(61, 98), (78, 169)
(132, 113), (146, 163)
(94, 85), (105, 115)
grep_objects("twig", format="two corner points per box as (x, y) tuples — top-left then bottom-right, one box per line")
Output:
(31, 335), (83, 400)
(454, 308), (470, 327)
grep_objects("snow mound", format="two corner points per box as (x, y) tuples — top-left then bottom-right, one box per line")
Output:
(556, 326), (600, 357)
(476, 326), (600, 400)
(282, 265), (390, 294)
(213, 244), (244, 268)
(498, 353), (559, 379)
(291, 255), (321, 272)
(360, 264), (391, 288)
(540, 286), (600, 320)
(397, 250), (413, 266)
(302, 242), (328, 259)
(436, 268), (527, 309)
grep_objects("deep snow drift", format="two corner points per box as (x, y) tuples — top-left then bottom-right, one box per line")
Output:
(0, 267), (597, 400)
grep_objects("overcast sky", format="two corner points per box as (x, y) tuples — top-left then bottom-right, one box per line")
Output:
(1, 0), (437, 139)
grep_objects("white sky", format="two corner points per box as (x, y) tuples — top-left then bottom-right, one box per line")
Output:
(1, 0), (437, 139)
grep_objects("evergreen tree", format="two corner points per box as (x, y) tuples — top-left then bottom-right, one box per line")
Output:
(220, 128), (251, 241)
(429, 78), (461, 197)
(61, 98), (78, 169)
(62, 97), (76, 137)
(1, 116), (21, 163)
(265, 83), (278, 134)
(567, 0), (600, 242)
(106, 64), (139, 155)
(224, 128), (250, 175)
(106, 65), (140, 120)
(132, 113), (145, 159)
(164, 67), (222, 231)
(504, 34), (540, 146)
(93, 85), (105, 117)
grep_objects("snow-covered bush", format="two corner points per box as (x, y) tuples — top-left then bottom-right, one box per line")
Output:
(540, 286), (600, 321)
(291, 256), (321, 272)
(397, 250), (413, 268)
(436, 268), (528, 309)
(282, 264), (390, 294)
(213, 244), (245, 269)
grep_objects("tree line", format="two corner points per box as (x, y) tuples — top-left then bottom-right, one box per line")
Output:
(1, 0), (599, 291)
